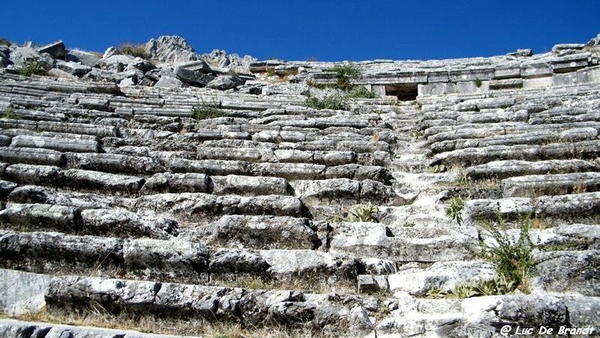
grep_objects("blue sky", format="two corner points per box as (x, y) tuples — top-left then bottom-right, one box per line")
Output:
(3, 1), (599, 62)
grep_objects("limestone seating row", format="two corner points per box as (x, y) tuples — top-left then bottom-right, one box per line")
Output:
(462, 192), (600, 225)
(0, 229), (364, 288)
(465, 159), (599, 180)
(430, 140), (600, 167)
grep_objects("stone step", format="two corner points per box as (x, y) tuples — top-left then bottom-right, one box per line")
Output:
(43, 274), (356, 335)
(463, 192), (600, 225)
(201, 215), (321, 250)
(0, 319), (195, 338)
(376, 294), (577, 338)
(465, 159), (598, 180)
(501, 172), (600, 197)
(290, 178), (396, 206)
(133, 193), (310, 221)
(329, 222), (479, 263)
(424, 121), (600, 144)
(429, 127), (598, 155)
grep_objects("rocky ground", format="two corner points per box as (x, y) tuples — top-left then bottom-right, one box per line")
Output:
(0, 34), (599, 337)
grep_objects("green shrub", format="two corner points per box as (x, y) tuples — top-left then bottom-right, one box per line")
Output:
(191, 99), (224, 120)
(327, 62), (361, 91)
(1, 106), (20, 119)
(426, 274), (517, 299)
(474, 79), (483, 88)
(304, 95), (348, 110)
(479, 213), (536, 293)
(346, 203), (379, 222)
(119, 43), (150, 59)
(0, 38), (12, 46)
(346, 86), (377, 99)
(19, 58), (47, 77)
(445, 196), (464, 226)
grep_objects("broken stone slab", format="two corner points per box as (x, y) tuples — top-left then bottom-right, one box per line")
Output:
(387, 261), (496, 296)
(140, 172), (210, 194)
(0, 230), (123, 273)
(3, 163), (61, 186)
(259, 249), (359, 284)
(203, 215), (319, 250)
(175, 61), (215, 86)
(0, 203), (82, 233)
(206, 75), (244, 90)
(531, 250), (600, 296)
(531, 223), (600, 250)
(557, 294), (600, 331)
(502, 172), (600, 197)
(209, 248), (271, 277)
(67, 153), (165, 175)
(60, 168), (145, 194)
(10, 134), (100, 153)
(66, 49), (100, 67)
(290, 178), (360, 203)
(123, 238), (209, 283)
(534, 192), (600, 222)
(330, 222), (479, 262)
(0, 269), (51, 317)
(46, 275), (159, 313)
(211, 175), (291, 196)
(37, 40), (66, 59)
(465, 159), (598, 180)
(463, 198), (534, 225)
(55, 60), (92, 76)
(0, 147), (65, 166)
(81, 208), (178, 239)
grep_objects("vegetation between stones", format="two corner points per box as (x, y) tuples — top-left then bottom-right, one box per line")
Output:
(445, 196), (464, 226)
(19, 58), (47, 77)
(346, 203), (379, 222)
(479, 213), (536, 294)
(192, 99), (225, 120)
(304, 95), (348, 110)
(119, 43), (150, 59)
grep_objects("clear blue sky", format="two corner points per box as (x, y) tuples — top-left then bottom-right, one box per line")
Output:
(3, 1), (599, 62)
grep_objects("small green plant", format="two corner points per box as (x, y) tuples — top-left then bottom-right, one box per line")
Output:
(119, 43), (150, 59)
(479, 213), (536, 293)
(409, 130), (424, 139)
(1, 106), (20, 119)
(304, 95), (348, 110)
(425, 274), (517, 299)
(346, 86), (377, 99)
(428, 164), (447, 173)
(445, 196), (464, 226)
(346, 203), (379, 222)
(19, 58), (47, 77)
(474, 79), (483, 88)
(327, 62), (361, 91)
(191, 98), (224, 120)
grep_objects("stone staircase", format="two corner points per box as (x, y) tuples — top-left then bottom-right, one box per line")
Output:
(1, 42), (599, 337)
